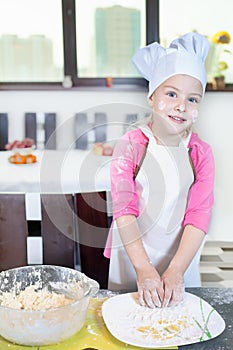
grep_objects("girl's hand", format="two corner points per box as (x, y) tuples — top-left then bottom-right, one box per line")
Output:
(137, 267), (164, 308)
(161, 267), (184, 307)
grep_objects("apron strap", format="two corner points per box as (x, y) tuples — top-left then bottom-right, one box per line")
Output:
(133, 142), (149, 180)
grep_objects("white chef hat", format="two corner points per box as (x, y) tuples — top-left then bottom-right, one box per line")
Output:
(132, 32), (210, 97)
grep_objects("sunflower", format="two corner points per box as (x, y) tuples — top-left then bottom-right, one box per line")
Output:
(217, 61), (228, 71)
(211, 31), (231, 44)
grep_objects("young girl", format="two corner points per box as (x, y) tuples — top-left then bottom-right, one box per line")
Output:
(104, 32), (214, 308)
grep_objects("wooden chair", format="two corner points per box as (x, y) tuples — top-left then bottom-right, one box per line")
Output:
(125, 113), (138, 125)
(75, 191), (110, 289)
(0, 192), (110, 289)
(25, 112), (57, 149)
(41, 193), (75, 268)
(0, 193), (75, 272)
(0, 113), (8, 150)
(25, 113), (37, 145)
(94, 112), (107, 143)
(123, 113), (138, 133)
(75, 112), (107, 150)
(0, 193), (28, 271)
(74, 113), (88, 150)
(44, 113), (57, 150)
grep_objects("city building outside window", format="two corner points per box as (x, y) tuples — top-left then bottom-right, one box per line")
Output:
(3, 1), (232, 89)
(0, 0), (64, 83)
(75, 1), (145, 78)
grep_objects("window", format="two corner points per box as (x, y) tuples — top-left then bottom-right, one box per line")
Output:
(159, 0), (233, 86)
(71, 0), (158, 87)
(0, 0), (159, 88)
(75, 0), (146, 78)
(0, 0), (64, 83)
(2, 0), (232, 90)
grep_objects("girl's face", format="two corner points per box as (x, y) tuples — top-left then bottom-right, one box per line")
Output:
(149, 74), (203, 141)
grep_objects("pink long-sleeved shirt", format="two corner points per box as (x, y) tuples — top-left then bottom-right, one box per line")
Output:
(104, 127), (215, 258)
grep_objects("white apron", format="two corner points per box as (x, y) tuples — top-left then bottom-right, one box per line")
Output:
(108, 125), (203, 290)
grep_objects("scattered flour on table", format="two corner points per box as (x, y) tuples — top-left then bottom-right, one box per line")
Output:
(199, 288), (233, 305)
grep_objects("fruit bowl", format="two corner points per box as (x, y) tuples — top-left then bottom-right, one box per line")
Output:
(6, 138), (37, 164)
(93, 142), (114, 156)
(0, 265), (99, 346)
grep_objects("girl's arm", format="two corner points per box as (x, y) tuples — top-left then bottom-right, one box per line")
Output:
(116, 214), (164, 308)
(184, 138), (215, 232)
(161, 224), (205, 307)
(110, 130), (164, 308)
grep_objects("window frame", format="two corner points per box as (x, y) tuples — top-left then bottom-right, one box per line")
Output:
(64, 0), (159, 88)
(0, 0), (159, 90)
(1, 0), (232, 91)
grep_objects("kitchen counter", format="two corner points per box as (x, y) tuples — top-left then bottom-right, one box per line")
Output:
(180, 287), (233, 349)
(0, 287), (232, 349)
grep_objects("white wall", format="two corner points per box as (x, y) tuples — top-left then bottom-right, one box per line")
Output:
(1, 89), (232, 241)
(0, 89), (151, 148)
(195, 92), (233, 242)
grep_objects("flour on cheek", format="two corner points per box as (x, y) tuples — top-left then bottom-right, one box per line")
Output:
(191, 110), (198, 123)
(158, 100), (166, 111)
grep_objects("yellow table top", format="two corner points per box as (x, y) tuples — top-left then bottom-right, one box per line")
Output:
(0, 298), (178, 350)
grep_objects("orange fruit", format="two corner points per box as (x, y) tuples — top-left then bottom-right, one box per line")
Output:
(9, 153), (26, 164)
(8, 153), (37, 164)
(25, 154), (37, 163)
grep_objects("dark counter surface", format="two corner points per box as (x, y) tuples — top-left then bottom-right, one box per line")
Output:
(180, 287), (233, 350)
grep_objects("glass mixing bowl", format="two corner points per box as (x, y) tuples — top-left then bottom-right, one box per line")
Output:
(0, 265), (99, 346)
